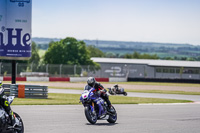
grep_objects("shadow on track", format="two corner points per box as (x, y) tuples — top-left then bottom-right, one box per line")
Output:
(86, 123), (118, 126)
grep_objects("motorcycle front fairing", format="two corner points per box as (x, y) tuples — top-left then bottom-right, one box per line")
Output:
(80, 88), (106, 117)
(87, 89), (106, 117)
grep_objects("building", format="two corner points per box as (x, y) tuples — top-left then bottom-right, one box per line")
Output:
(91, 57), (200, 82)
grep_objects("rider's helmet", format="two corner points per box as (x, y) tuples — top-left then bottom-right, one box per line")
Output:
(0, 81), (4, 96)
(87, 77), (96, 87)
(114, 84), (118, 87)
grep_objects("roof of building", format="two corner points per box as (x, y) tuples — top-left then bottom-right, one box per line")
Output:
(91, 57), (200, 68)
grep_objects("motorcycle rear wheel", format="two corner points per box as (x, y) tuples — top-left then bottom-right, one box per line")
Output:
(84, 106), (97, 124)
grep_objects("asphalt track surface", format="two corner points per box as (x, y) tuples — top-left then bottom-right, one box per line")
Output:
(12, 104), (200, 133)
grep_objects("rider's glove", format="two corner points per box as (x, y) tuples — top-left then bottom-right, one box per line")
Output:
(98, 89), (107, 96)
(2, 95), (7, 99)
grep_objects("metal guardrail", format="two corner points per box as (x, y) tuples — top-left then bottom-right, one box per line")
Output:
(3, 84), (48, 99)
(3, 84), (11, 96)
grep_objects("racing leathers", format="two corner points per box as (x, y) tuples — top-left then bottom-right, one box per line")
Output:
(0, 89), (16, 126)
(88, 82), (113, 110)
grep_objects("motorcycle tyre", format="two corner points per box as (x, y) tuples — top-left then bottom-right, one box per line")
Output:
(108, 90), (114, 95)
(13, 112), (24, 133)
(84, 106), (97, 124)
(107, 106), (117, 123)
(123, 92), (127, 96)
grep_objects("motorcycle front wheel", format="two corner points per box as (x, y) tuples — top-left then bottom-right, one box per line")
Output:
(123, 92), (127, 96)
(84, 106), (97, 124)
(13, 112), (24, 133)
(107, 106), (117, 123)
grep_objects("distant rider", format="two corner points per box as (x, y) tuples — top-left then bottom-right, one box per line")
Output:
(111, 84), (119, 94)
(0, 81), (16, 127)
(86, 77), (114, 113)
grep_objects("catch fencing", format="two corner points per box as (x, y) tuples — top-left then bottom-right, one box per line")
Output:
(0, 63), (128, 78)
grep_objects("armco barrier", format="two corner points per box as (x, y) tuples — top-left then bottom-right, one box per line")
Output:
(10, 84), (48, 99)
(49, 77), (70, 82)
(1, 76), (127, 82)
(3, 77), (26, 81)
(109, 77), (127, 82)
(3, 84), (11, 96)
(95, 78), (109, 82)
(70, 77), (88, 82)
(26, 77), (49, 82)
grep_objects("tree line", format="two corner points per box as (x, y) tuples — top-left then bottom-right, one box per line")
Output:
(1, 37), (199, 66)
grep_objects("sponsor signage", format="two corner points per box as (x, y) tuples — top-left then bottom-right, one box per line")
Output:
(0, 0), (32, 60)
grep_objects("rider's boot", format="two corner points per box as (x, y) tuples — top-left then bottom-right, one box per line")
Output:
(108, 105), (115, 113)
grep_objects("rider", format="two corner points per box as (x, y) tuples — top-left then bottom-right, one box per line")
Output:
(114, 84), (119, 91)
(111, 84), (119, 93)
(0, 81), (16, 127)
(86, 77), (114, 113)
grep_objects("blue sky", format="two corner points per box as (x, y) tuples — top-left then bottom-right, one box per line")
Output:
(32, 0), (200, 45)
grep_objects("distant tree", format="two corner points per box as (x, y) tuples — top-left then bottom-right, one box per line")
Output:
(44, 37), (99, 67)
(87, 45), (105, 57)
(140, 53), (159, 59)
(124, 53), (132, 59)
(124, 51), (159, 59)
(48, 40), (55, 48)
(28, 41), (40, 64)
(132, 51), (140, 58)
(164, 57), (174, 60)
(105, 52), (116, 58)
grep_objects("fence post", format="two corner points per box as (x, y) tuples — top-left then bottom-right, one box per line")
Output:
(31, 62), (33, 72)
(87, 65), (90, 72)
(74, 65), (76, 76)
(60, 64), (62, 77)
(46, 64), (49, 73)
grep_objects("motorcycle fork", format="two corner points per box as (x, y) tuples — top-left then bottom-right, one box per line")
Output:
(90, 102), (96, 115)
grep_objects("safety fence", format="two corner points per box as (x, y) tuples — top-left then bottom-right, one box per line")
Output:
(3, 84), (48, 99)
(0, 63), (128, 78)
(0, 77), (127, 82)
(3, 84), (11, 96)
(0, 63), (103, 77)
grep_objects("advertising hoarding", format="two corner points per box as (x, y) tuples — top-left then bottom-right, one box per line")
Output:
(0, 0), (32, 60)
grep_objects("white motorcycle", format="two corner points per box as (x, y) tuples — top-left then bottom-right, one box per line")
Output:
(0, 96), (24, 133)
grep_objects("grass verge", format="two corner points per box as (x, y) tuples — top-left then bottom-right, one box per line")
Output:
(101, 82), (200, 87)
(126, 89), (200, 95)
(4, 81), (200, 87)
(48, 86), (200, 95)
(12, 93), (192, 105)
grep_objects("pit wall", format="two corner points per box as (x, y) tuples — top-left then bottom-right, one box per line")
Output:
(0, 77), (127, 82)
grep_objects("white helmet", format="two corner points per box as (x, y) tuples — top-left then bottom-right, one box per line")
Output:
(87, 77), (96, 87)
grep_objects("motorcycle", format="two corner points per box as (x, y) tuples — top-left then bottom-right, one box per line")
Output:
(108, 85), (127, 96)
(80, 85), (117, 124)
(0, 96), (24, 133)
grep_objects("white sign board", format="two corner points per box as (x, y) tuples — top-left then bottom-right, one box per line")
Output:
(0, 0), (32, 60)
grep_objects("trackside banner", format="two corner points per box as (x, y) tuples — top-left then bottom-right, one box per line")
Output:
(0, 0), (32, 60)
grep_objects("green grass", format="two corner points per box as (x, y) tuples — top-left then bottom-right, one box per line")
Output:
(48, 86), (200, 95)
(49, 86), (82, 90)
(12, 93), (80, 105)
(11, 93), (192, 105)
(4, 81), (200, 88)
(126, 89), (200, 95)
(101, 82), (200, 87)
